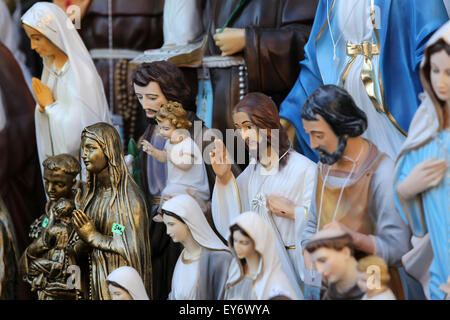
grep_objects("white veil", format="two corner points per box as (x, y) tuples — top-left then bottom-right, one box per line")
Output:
(161, 194), (228, 251)
(226, 211), (298, 300)
(106, 266), (149, 300)
(21, 2), (111, 123)
(397, 20), (450, 158)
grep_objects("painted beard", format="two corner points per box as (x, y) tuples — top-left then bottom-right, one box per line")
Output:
(316, 135), (348, 165)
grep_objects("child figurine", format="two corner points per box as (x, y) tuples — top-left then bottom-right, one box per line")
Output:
(305, 228), (364, 300)
(142, 101), (210, 213)
(357, 255), (396, 300)
(23, 198), (78, 299)
(106, 266), (150, 300)
(30, 199), (74, 286)
(20, 154), (81, 300)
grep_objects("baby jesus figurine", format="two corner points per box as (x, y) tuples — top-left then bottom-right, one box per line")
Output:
(142, 102), (210, 213)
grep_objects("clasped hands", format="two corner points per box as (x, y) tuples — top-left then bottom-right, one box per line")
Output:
(32, 78), (55, 112)
(72, 209), (97, 242)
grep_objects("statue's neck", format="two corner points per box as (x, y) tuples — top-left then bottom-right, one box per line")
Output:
(335, 258), (358, 294)
(95, 166), (111, 189)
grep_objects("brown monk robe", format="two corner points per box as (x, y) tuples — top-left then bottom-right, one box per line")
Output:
(0, 43), (46, 299)
(200, 0), (319, 133)
(78, 0), (164, 142)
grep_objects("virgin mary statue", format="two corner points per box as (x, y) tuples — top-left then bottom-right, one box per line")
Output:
(73, 123), (152, 300)
(21, 2), (111, 169)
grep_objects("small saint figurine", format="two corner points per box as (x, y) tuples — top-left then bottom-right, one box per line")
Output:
(106, 266), (150, 300)
(142, 101), (210, 213)
(357, 255), (396, 300)
(224, 211), (298, 300)
(161, 194), (231, 300)
(20, 154), (82, 300)
(305, 229), (363, 300)
(394, 21), (450, 300)
(73, 122), (152, 300)
(21, 2), (111, 174)
(22, 199), (78, 300)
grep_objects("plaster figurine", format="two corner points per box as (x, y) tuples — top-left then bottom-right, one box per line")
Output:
(305, 228), (363, 300)
(300, 85), (411, 298)
(106, 266), (149, 300)
(280, 0), (448, 162)
(132, 61), (239, 299)
(224, 211), (298, 300)
(21, 2), (111, 176)
(142, 101), (210, 214)
(161, 194), (231, 300)
(211, 92), (316, 298)
(394, 21), (450, 300)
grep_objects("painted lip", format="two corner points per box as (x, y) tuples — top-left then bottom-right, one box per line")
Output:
(144, 109), (159, 117)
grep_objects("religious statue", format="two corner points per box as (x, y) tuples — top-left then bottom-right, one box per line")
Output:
(357, 255), (396, 300)
(142, 101), (210, 213)
(211, 92), (317, 298)
(300, 85), (412, 298)
(199, 0), (319, 134)
(160, 194), (231, 300)
(21, 2), (111, 175)
(73, 122), (152, 300)
(394, 21), (450, 300)
(67, 0), (165, 142)
(20, 154), (82, 300)
(106, 266), (149, 300)
(305, 229), (363, 300)
(132, 61), (239, 299)
(280, 0), (448, 161)
(224, 211), (298, 300)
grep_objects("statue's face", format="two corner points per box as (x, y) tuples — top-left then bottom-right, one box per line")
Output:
(303, 115), (347, 165)
(81, 137), (108, 174)
(23, 24), (61, 59)
(430, 49), (450, 103)
(157, 119), (176, 140)
(310, 247), (350, 284)
(232, 230), (256, 260)
(233, 112), (259, 150)
(302, 114), (338, 156)
(108, 284), (133, 300)
(43, 168), (74, 201)
(162, 214), (189, 243)
(134, 81), (169, 119)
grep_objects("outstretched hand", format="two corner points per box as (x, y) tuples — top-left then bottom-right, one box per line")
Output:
(210, 139), (232, 184)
